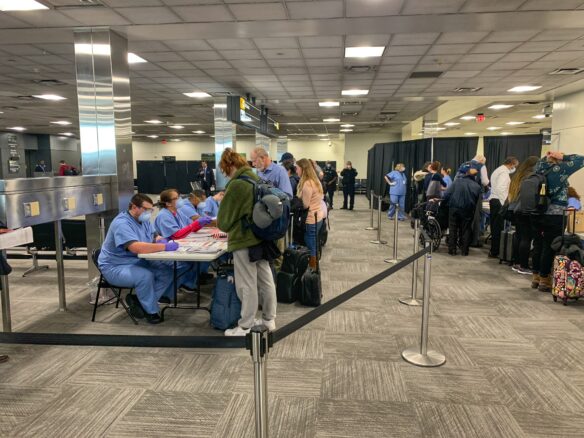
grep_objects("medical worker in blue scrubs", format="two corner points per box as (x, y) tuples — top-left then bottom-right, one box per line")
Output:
(384, 163), (407, 221)
(98, 193), (178, 324)
(202, 191), (224, 217)
(180, 190), (207, 220)
(155, 189), (213, 291)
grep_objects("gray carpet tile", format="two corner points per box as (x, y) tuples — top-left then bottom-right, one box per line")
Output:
(510, 408), (584, 437)
(323, 332), (400, 362)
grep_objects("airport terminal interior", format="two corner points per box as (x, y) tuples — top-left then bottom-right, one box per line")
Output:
(2, 0), (584, 436)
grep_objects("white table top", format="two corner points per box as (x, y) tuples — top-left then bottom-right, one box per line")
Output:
(138, 229), (228, 262)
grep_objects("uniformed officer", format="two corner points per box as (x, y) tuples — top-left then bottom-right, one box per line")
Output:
(384, 163), (407, 220)
(323, 161), (338, 209)
(340, 161), (358, 210)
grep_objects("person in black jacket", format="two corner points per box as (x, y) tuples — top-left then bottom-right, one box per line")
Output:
(198, 161), (215, 196)
(323, 162), (338, 209)
(443, 168), (482, 256)
(340, 161), (358, 210)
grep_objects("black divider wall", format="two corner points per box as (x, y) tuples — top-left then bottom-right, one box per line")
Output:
(484, 135), (543, 173)
(433, 137), (478, 172)
(366, 148), (375, 199)
(372, 144), (386, 196)
(137, 160), (207, 194)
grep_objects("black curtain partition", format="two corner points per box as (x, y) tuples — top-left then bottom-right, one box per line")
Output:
(433, 137), (478, 173)
(484, 135), (543, 173)
(366, 147), (375, 199)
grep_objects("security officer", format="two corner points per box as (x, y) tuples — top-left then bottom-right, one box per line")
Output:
(340, 161), (358, 210)
(323, 161), (338, 209)
(384, 163), (407, 220)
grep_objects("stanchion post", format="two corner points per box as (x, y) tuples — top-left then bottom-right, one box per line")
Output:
(401, 246), (446, 367)
(364, 190), (377, 231)
(370, 196), (387, 245)
(399, 218), (422, 306)
(0, 250), (11, 332)
(247, 325), (271, 438)
(384, 202), (400, 264)
(54, 220), (66, 312)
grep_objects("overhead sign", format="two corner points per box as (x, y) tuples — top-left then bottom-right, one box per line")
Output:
(227, 96), (281, 138)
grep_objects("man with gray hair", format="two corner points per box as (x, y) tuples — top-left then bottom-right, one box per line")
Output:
(250, 147), (293, 198)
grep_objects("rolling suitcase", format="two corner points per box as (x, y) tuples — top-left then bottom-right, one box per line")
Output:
(552, 210), (584, 305)
(276, 245), (310, 303)
(499, 220), (515, 265)
(300, 214), (323, 307)
(210, 267), (241, 330)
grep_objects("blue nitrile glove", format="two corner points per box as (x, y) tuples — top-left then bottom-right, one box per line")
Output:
(198, 216), (213, 226)
(158, 238), (168, 244)
(164, 241), (179, 251)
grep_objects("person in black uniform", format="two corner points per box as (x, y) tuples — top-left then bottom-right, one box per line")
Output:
(340, 161), (358, 210)
(323, 162), (338, 209)
(198, 161), (215, 196)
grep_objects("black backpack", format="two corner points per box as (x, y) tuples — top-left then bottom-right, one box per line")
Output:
(517, 168), (553, 215)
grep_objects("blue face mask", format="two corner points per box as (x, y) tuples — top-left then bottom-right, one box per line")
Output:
(138, 211), (151, 223)
(176, 198), (186, 209)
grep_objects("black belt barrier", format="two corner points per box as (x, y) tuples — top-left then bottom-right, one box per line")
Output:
(271, 245), (431, 344)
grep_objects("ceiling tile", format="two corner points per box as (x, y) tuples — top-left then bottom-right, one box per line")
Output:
(129, 41), (171, 52)
(228, 3), (287, 20)
(299, 36), (343, 48)
(180, 51), (222, 61)
(441, 70), (481, 78)
(219, 50), (262, 60)
(487, 61), (531, 70)
(115, 7), (180, 24)
(0, 13), (35, 28)
(231, 59), (269, 68)
(346, 0), (404, 17)
(460, 0), (525, 12)
(165, 40), (213, 51)
(60, 7), (130, 25)
(9, 10), (82, 27)
(380, 56), (421, 65)
(171, 5), (233, 21)
(521, 0), (584, 10)
(532, 29), (584, 41)
(391, 33), (439, 46)
(261, 48), (302, 59)
(386, 45), (429, 56)
(156, 61), (194, 70)
(253, 38), (298, 49)
(471, 42), (522, 53)
(437, 32), (489, 44)
(35, 44), (74, 55)
(482, 30), (540, 43)
(427, 44), (473, 55)
(267, 59), (303, 67)
(194, 60), (232, 69)
(461, 53), (504, 63)
(141, 52), (183, 62)
(401, 0), (465, 14)
(306, 58), (342, 67)
(539, 50), (584, 62)
(517, 41), (569, 52)
(208, 39), (255, 50)
(1, 45), (46, 56)
(302, 48), (343, 58)
(287, 1), (343, 19)
(498, 52), (545, 62)
(346, 35), (390, 46)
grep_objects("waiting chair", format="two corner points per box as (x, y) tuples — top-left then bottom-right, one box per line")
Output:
(91, 248), (138, 325)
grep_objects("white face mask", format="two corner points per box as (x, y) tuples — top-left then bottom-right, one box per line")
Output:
(509, 167), (516, 174)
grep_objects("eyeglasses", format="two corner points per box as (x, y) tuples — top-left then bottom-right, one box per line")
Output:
(137, 204), (154, 213)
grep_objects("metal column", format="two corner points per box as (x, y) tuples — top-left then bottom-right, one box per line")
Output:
(55, 220), (66, 312)
(214, 97), (237, 190)
(0, 250), (11, 332)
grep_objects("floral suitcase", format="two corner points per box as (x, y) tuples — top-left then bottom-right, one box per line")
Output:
(552, 255), (584, 305)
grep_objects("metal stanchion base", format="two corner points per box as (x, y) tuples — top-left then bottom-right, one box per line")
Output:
(399, 297), (423, 306)
(384, 258), (399, 264)
(364, 226), (378, 231)
(370, 240), (387, 245)
(401, 347), (446, 367)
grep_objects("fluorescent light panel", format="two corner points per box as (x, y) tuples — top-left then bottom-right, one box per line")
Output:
(508, 85), (542, 93)
(169, 125), (184, 129)
(341, 124), (355, 128)
(465, 132), (477, 135)
(319, 101), (339, 107)
(340, 129), (353, 132)
(59, 132), (73, 136)
(145, 120), (163, 124)
(0, 0), (47, 11)
(147, 135), (159, 138)
(460, 116), (475, 120)
(184, 92), (211, 98)
(7, 127), (26, 131)
(33, 94), (66, 101)
(533, 114), (546, 119)
(50, 121), (72, 126)
(506, 121), (525, 125)
(488, 104), (514, 110)
(444, 122), (460, 126)
(128, 53), (147, 64)
(345, 46), (385, 58)
(192, 130), (205, 134)
(341, 89), (369, 96)
(323, 118), (340, 122)
(487, 127), (501, 131)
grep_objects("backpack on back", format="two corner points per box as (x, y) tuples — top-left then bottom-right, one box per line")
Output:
(238, 175), (291, 241)
(517, 169), (552, 214)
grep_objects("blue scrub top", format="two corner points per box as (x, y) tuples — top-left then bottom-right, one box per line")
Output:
(568, 197), (582, 211)
(98, 210), (155, 267)
(179, 202), (198, 219)
(443, 175), (452, 188)
(154, 208), (192, 239)
(386, 170), (407, 196)
(203, 197), (219, 217)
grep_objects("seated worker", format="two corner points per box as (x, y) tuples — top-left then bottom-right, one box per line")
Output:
(98, 194), (179, 324)
(201, 191), (224, 218)
(180, 190), (207, 220)
(155, 189), (213, 290)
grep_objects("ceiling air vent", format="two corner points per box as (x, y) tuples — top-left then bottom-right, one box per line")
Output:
(344, 66), (376, 73)
(549, 68), (584, 75)
(33, 79), (67, 86)
(409, 71), (443, 79)
(453, 87), (482, 93)
(342, 101), (363, 106)
(342, 111), (359, 117)
(380, 111), (397, 115)
(157, 114), (175, 118)
(213, 91), (233, 96)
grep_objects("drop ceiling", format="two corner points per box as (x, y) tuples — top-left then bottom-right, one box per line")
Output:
(0, 0), (584, 139)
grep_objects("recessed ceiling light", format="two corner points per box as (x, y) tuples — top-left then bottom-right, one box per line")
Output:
(341, 124), (355, 128)
(342, 89), (369, 96)
(487, 127), (501, 131)
(192, 130), (206, 134)
(59, 132), (73, 136)
(128, 53), (147, 64)
(147, 135), (159, 139)
(145, 119), (163, 124)
(184, 92), (211, 98)
(319, 101), (340, 107)
(464, 132), (477, 136)
(213, 103), (227, 109)
(506, 121), (525, 125)
(317, 134), (328, 137)
(444, 122), (460, 126)
(50, 120), (72, 126)
(170, 138), (182, 142)
(323, 118), (340, 122)
(169, 125), (184, 129)
(435, 127), (446, 131)
(460, 116), (475, 121)
(7, 126), (26, 131)
(0, 0), (48, 11)
(533, 114), (547, 119)
(345, 46), (385, 58)
(488, 104), (514, 110)
(319, 138), (330, 141)
(33, 94), (66, 101)
(340, 129), (353, 132)
(501, 132), (512, 135)
(508, 85), (542, 93)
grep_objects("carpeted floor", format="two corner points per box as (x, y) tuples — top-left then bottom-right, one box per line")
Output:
(1, 194), (583, 437)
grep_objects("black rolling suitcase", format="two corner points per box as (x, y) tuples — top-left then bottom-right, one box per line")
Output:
(276, 245), (310, 303)
(300, 214), (323, 307)
(499, 220), (515, 265)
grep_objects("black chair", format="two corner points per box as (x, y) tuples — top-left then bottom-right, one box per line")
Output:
(91, 248), (138, 325)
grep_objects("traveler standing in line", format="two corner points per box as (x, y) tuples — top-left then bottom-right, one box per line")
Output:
(488, 156), (519, 258)
(340, 161), (358, 210)
(384, 163), (407, 221)
(444, 168), (482, 256)
(458, 155), (490, 247)
(283, 160), (300, 196)
(323, 162), (338, 209)
(414, 162), (431, 203)
(507, 156), (540, 274)
(296, 158), (325, 268)
(217, 148), (277, 336)
(530, 151), (584, 292)
(425, 161), (447, 200)
(198, 161), (215, 196)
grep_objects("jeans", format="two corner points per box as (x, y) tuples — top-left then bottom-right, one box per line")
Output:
(449, 207), (473, 254)
(515, 214), (533, 269)
(342, 185), (355, 209)
(531, 214), (564, 277)
(388, 194), (406, 220)
(489, 199), (503, 256)
(305, 220), (323, 257)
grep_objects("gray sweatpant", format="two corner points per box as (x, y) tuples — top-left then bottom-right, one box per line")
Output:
(233, 248), (277, 329)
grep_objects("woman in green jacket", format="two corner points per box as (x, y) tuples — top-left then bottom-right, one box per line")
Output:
(217, 148), (277, 336)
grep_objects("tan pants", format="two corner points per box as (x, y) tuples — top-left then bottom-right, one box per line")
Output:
(274, 237), (285, 271)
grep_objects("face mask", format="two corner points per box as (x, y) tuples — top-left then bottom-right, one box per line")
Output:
(326, 164), (331, 168)
(176, 198), (186, 209)
(509, 167), (516, 174)
(138, 211), (151, 223)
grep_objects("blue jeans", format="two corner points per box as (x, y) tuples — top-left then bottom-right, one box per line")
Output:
(305, 220), (323, 256)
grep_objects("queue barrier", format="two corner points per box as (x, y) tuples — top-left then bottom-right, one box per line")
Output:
(370, 195), (387, 245)
(0, 225), (444, 438)
(364, 189), (378, 231)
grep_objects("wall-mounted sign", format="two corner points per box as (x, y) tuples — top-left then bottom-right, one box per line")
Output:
(8, 159), (20, 174)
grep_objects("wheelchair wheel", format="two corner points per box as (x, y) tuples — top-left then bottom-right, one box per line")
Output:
(426, 217), (442, 251)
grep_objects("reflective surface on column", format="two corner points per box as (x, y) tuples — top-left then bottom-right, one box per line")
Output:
(255, 132), (270, 151)
(214, 97), (237, 190)
(276, 136), (288, 161)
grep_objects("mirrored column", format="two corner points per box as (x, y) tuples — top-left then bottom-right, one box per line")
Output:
(214, 98), (237, 190)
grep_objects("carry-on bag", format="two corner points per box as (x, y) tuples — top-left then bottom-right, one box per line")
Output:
(552, 210), (584, 305)
(499, 220), (515, 265)
(210, 267), (241, 330)
(277, 245), (310, 303)
(300, 214), (323, 307)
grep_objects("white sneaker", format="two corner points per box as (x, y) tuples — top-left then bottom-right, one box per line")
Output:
(254, 318), (276, 331)
(224, 326), (251, 336)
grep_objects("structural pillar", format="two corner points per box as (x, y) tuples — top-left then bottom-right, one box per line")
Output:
(276, 136), (288, 162)
(214, 97), (237, 190)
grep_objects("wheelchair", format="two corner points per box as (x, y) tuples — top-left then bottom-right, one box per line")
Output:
(410, 200), (446, 251)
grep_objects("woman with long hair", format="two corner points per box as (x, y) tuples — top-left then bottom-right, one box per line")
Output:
(217, 148), (277, 336)
(507, 156), (543, 275)
(296, 158), (325, 268)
